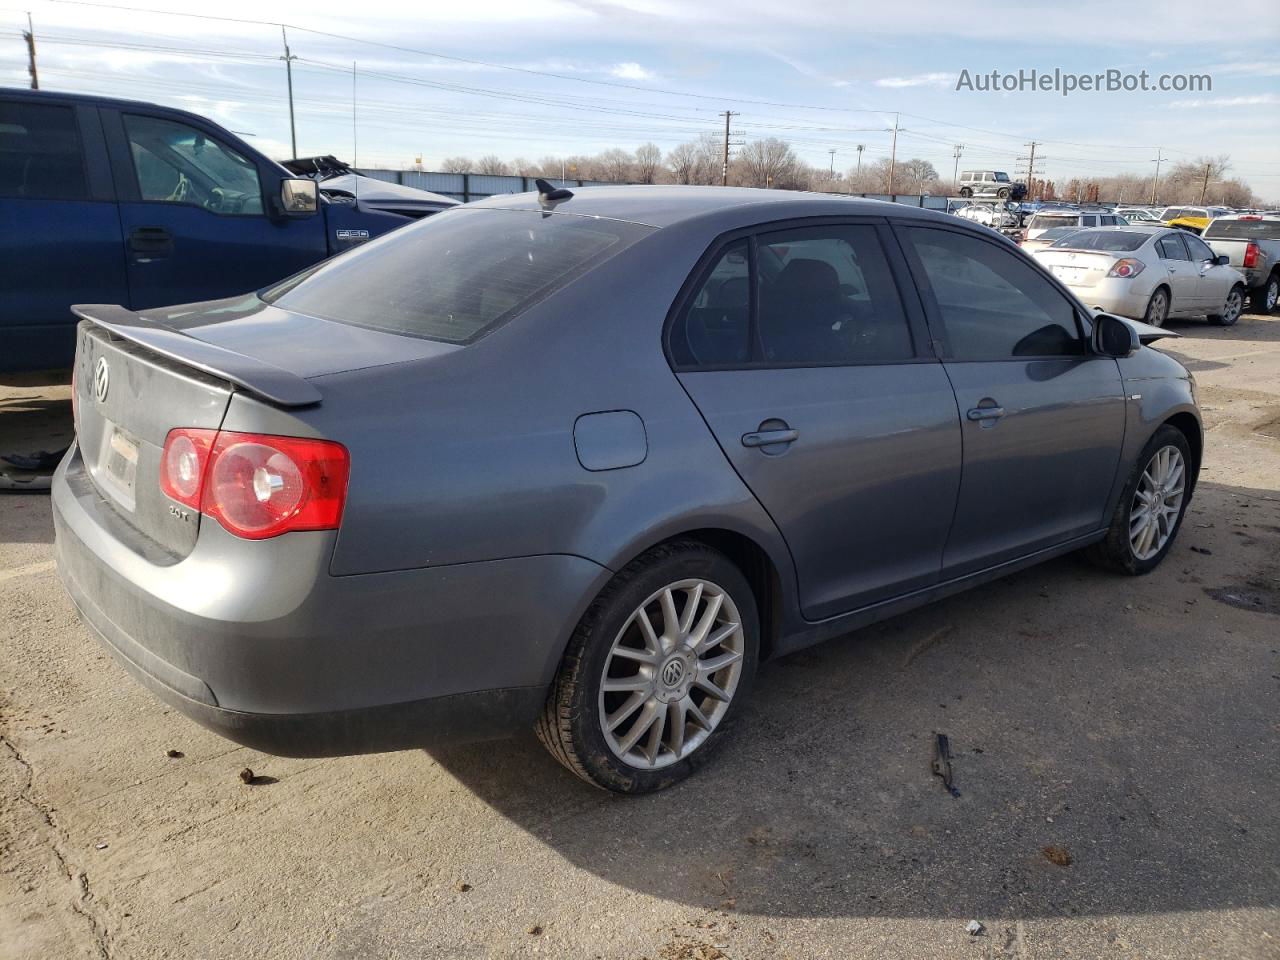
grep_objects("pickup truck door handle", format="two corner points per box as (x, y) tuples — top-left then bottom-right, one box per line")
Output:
(129, 226), (174, 256)
(742, 428), (799, 448)
(966, 405), (1005, 421)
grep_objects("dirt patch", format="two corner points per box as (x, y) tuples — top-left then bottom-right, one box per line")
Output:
(1205, 582), (1280, 615)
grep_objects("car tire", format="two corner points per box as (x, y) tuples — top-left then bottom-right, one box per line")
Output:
(1250, 273), (1279, 315)
(536, 540), (759, 793)
(997, 187), (1010, 199)
(1143, 286), (1170, 327)
(1084, 424), (1193, 576)
(1208, 284), (1245, 326)
(959, 187), (972, 198)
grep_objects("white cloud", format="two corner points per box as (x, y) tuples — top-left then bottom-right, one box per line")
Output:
(1168, 93), (1280, 108)
(610, 62), (655, 81)
(875, 72), (955, 89)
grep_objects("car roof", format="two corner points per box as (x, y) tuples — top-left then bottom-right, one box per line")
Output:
(470, 184), (959, 230)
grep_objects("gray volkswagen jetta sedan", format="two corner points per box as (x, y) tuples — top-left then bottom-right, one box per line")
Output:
(53, 186), (1201, 793)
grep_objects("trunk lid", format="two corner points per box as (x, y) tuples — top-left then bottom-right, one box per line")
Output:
(71, 295), (456, 559)
(1034, 249), (1116, 289)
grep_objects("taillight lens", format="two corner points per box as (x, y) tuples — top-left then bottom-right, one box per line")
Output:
(1243, 242), (1259, 268)
(1107, 258), (1146, 279)
(160, 429), (349, 539)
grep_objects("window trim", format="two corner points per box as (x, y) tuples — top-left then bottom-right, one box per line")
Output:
(663, 216), (934, 373)
(0, 98), (93, 203)
(120, 111), (268, 218)
(893, 221), (1092, 364)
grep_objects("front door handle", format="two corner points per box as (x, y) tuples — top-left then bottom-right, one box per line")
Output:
(966, 406), (1005, 421)
(742, 428), (799, 447)
(129, 226), (174, 256)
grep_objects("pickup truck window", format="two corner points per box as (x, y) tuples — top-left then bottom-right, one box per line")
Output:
(0, 101), (88, 201)
(1204, 220), (1280, 241)
(123, 114), (263, 215)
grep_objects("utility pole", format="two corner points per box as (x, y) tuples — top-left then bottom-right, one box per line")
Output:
(951, 143), (963, 193)
(1149, 148), (1163, 205)
(1199, 161), (1212, 204)
(855, 143), (864, 174)
(1016, 141), (1043, 199)
(23, 13), (38, 89)
(280, 27), (298, 159)
(887, 113), (899, 194)
(828, 148), (836, 177)
(719, 111), (738, 187)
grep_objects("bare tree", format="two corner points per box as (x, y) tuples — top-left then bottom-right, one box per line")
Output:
(667, 141), (700, 184)
(633, 143), (662, 184)
(475, 155), (510, 176)
(508, 157), (540, 177)
(439, 156), (472, 173)
(595, 148), (635, 183)
(733, 138), (802, 188)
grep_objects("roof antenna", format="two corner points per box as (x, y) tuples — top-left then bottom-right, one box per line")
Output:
(535, 177), (574, 203)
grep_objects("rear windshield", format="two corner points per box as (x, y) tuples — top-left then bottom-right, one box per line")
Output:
(1036, 227), (1081, 241)
(262, 208), (651, 343)
(1030, 214), (1079, 229)
(1050, 230), (1148, 252)
(1203, 219), (1280, 241)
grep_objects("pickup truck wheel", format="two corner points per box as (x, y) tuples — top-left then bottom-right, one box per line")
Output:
(1251, 274), (1279, 315)
(536, 540), (759, 794)
(1209, 284), (1245, 326)
(1085, 425), (1192, 575)
(1144, 287), (1170, 327)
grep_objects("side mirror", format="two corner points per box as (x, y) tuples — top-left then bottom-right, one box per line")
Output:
(280, 178), (319, 216)
(1093, 312), (1140, 358)
(1213, 254), (1230, 266)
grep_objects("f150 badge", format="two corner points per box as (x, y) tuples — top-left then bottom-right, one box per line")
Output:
(335, 229), (370, 245)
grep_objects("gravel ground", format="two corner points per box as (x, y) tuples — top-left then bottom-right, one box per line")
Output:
(2, 314), (1278, 960)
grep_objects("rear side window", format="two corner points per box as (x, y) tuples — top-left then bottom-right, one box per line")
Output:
(265, 209), (651, 344)
(755, 225), (912, 365)
(0, 101), (88, 201)
(1157, 234), (1190, 260)
(905, 227), (1083, 361)
(671, 240), (750, 366)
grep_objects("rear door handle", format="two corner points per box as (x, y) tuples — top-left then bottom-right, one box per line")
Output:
(966, 406), (1005, 421)
(129, 226), (174, 256)
(742, 428), (799, 447)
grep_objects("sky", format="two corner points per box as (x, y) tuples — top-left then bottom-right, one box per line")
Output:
(3, 0), (1279, 199)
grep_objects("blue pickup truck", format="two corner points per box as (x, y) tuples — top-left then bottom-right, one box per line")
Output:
(1, 88), (431, 373)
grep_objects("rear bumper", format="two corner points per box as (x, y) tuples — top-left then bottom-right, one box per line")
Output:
(53, 443), (611, 756)
(1070, 282), (1152, 321)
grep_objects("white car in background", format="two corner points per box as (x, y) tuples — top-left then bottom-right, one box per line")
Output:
(1025, 210), (1128, 239)
(1032, 226), (1247, 327)
(1115, 208), (1162, 223)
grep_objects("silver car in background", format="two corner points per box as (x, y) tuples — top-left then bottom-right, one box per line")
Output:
(1032, 226), (1247, 326)
(1025, 210), (1128, 240)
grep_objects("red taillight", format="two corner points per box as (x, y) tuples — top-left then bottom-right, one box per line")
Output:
(1107, 258), (1146, 279)
(1243, 242), (1259, 268)
(160, 429), (349, 540)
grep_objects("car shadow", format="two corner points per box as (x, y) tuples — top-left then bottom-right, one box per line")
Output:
(1162, 313), (1278, 345)
(428, 479), (1280, 921)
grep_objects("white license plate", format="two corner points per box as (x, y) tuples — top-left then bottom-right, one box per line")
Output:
(101, 428), (139, 507)
(1051, 265), (1084, 280)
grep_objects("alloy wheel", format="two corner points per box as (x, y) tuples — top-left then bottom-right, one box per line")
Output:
(1146, 290), (1169, 327)
(1264, 277), (1279, 313)
(1129, 445), (1186, 560)
(598, 578), (745, 770)
(1221, 288), (1243, 325)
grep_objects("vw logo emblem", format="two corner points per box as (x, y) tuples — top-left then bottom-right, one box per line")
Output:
(93, 357), (110, 403)
(661, 658), (685, 687)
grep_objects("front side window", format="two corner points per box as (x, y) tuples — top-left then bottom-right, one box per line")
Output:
(755, 226), (913, 365)
(0, 100), (88, 201)
(1184, 234), (1215, 261)
(993, 171), (1011, 182)
(266, 208), (650, 344)
(1157, 234), (1190, 260)
(905, 227), (1083, 361)
(124, 114), (262, 214)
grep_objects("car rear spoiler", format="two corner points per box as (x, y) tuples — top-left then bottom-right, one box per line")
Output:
(71, 304), (322, 407)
